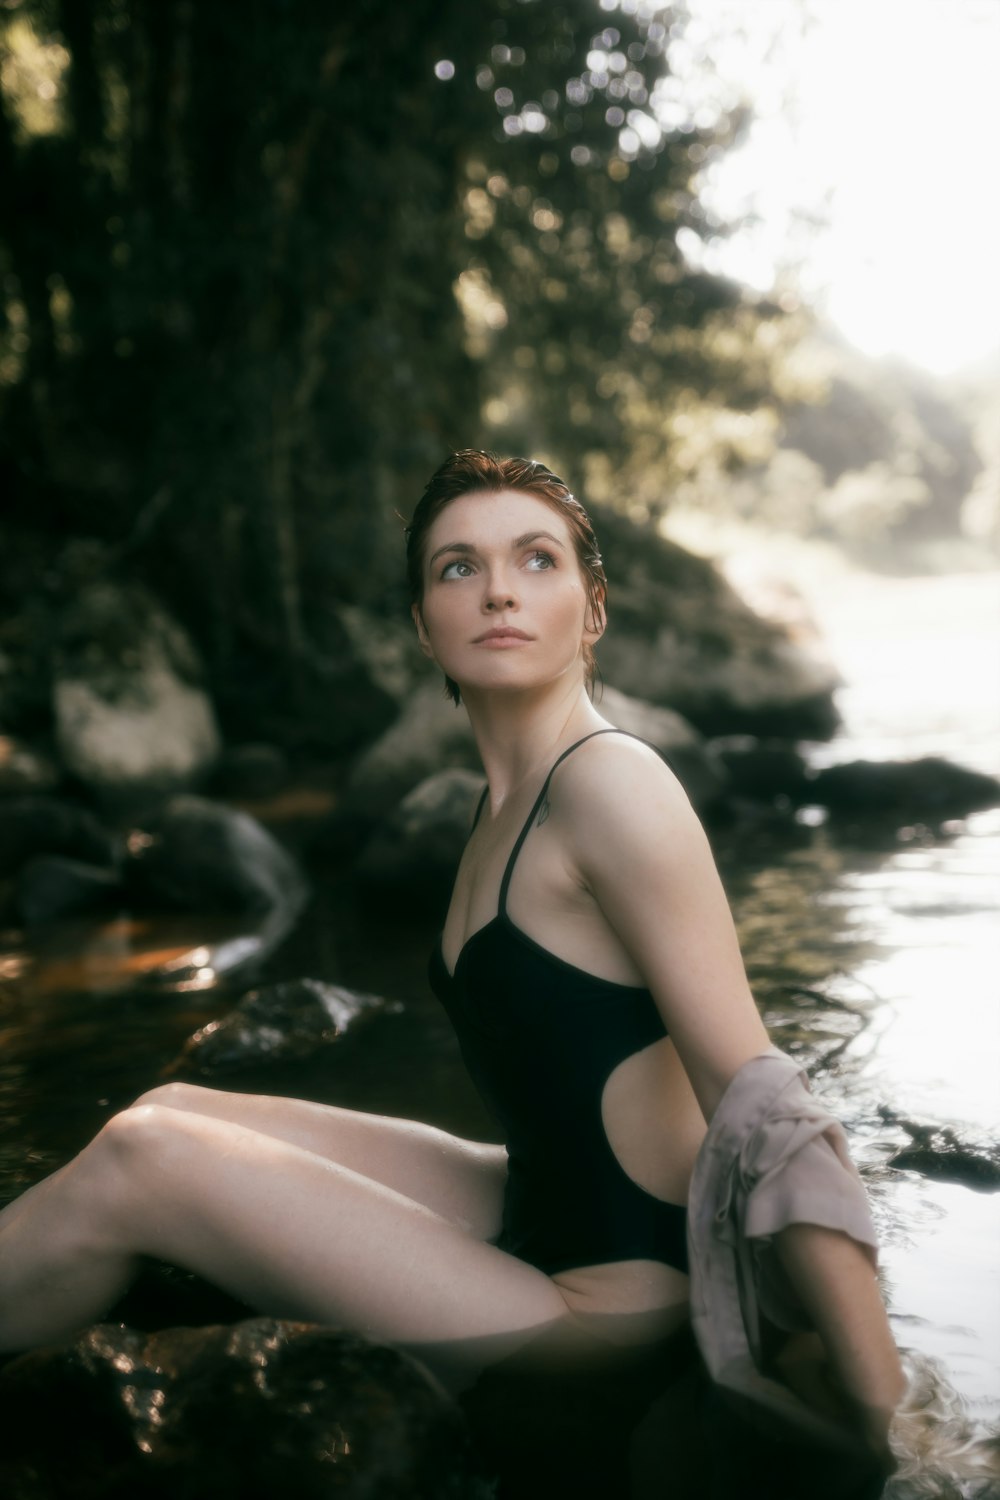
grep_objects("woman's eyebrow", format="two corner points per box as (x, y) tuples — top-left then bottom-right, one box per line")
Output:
(428, 530), (566, 565)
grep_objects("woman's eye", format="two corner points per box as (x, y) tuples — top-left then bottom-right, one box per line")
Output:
(526, 550), (556, 570)
(441, 559), (475, 580)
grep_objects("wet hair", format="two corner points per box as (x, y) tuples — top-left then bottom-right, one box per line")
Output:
(405, 449), (607, 705)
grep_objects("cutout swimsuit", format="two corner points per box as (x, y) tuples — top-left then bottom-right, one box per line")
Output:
(428, 729), (689, 1278)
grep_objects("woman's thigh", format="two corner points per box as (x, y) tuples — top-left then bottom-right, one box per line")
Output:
(103, 1104), (572, 1372)
(132, 1082), (507, 1242)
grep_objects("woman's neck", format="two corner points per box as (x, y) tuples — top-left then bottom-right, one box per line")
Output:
(460, 680), (610, 818)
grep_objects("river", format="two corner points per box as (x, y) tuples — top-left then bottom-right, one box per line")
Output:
(0, 567), (997, 1496)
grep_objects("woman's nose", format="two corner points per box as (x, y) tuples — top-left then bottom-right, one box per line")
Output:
(483, 571), (517, 611)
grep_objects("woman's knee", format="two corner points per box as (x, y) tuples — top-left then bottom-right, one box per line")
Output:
(90, 1105), (189, 1211)
(128, 1081), (217, 1113)
(56, 1105), (180, 1247)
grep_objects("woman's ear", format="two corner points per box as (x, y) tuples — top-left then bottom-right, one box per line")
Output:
(584, 588), (607, 646)
(411, 603), (436, 660)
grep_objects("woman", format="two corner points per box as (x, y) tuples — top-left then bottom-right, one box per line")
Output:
(0, 451), (902, 1469)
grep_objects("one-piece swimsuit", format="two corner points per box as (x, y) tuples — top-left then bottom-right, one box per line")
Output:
(428, 729), (689, 1277)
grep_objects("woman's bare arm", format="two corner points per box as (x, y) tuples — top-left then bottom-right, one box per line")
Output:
(557, 736), (770, 1121)
(555, 736), (904, 1450)
(772, 1224), (905, 1459)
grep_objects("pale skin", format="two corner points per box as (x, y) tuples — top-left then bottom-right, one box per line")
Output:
(0, 486), (903, 1454)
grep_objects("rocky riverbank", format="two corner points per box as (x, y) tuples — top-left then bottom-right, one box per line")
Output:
(3, 536), (1000, 1498)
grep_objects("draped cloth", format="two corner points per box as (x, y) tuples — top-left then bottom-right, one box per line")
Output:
(687, 1045), (880, 1449)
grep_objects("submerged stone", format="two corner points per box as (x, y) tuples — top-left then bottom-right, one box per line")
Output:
(170, 977), (388, 1075)
(880, 1108), (1000, 1192)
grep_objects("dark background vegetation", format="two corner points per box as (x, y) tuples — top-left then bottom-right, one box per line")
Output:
(1, 0), (992, 746)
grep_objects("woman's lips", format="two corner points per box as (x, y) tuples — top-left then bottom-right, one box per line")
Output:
(473, 628), (533, 646)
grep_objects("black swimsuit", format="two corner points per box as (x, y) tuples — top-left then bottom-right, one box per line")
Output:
(428, 729), (689, 1278)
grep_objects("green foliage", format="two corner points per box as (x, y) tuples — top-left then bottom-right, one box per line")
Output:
(0, 0), (787, 716)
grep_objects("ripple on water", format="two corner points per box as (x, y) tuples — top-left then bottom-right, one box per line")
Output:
(882, 1175), (1000, 1425)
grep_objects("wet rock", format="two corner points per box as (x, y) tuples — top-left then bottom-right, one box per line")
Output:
(712, 738), (811, 804)
(591, 505), (841, 739)
(0, 737), (60, 796)
(15, 855), (122, 927)
(125, 796), (307, 919)
(889, 1145), (1000, 1192)
(807, 757), (1000, 819)
(52, 582), (220, 811)
(0, 795), (115, 879)
(170, 978), (387, 1075)
(342, 681), (482, 820)
(333, 602), (427, 706)
(879, 1109), (1000, 1192)
(356, 769), (484, 908)
(0, 1318), (488, 1500)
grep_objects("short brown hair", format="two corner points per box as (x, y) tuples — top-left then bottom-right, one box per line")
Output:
(406, 450), (606, 705)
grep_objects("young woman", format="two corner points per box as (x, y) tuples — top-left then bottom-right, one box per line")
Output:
(0, 451), (903, 1466)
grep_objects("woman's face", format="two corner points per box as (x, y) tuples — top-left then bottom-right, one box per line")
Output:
(412, 489), (604, 699)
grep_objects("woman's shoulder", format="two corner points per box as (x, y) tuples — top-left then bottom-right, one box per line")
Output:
(549, 727), (696, 843)
(554, 727), (689, 802)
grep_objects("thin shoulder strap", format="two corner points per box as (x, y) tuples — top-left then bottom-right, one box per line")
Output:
(469, 782), (489, 834)
(498, 728), (661, 915)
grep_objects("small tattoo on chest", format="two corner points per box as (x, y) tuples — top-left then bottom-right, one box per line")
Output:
(536, 795), (550, 826)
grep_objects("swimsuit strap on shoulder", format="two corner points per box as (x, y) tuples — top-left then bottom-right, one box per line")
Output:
(497, 728), (653, 915)
(469, 783), (490, 834)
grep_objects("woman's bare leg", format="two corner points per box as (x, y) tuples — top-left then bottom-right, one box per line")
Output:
(0, 1104), (574, 1374)
(123, 1082), (507, 1239)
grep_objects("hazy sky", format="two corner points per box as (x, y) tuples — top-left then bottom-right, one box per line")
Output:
(671, 0), (1000, 374)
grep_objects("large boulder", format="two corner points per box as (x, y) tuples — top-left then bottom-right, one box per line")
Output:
(592, 505), (840, 738)
(805, 757), (1000, 820)
(345, 680), (722, 822)
(333, 603), (428, 706)
(213, 604), (402, 758)
(356, 769), (485, 907)
(52, 583), (220, 810)
(343, 682), (481, 820)
(0, 1318), (488, 1500)
(125, 796), (307, 919)
(121, 797), (309, 982)
(711, 738), (811, 805)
